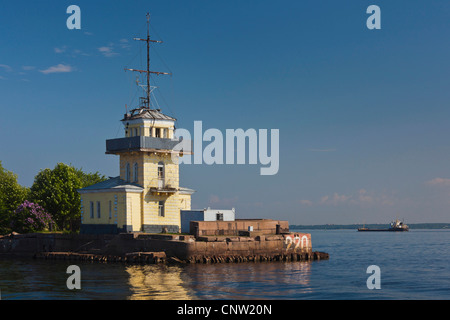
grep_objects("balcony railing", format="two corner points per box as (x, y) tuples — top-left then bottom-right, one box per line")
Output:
(149, 178), (178, 194)
(106, 136), (192, 154)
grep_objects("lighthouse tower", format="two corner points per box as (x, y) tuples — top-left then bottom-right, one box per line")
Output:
(78, 14), (194, 234)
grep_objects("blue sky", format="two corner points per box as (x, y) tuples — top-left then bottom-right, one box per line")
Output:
(1, 1), (450, 224)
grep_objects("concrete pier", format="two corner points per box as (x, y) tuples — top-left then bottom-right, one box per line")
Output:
(0, 232), (329, 264)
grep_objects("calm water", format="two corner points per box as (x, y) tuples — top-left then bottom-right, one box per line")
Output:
(0, 230), (449, 300)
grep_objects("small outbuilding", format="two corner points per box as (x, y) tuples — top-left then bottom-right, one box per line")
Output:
(180, 207), (235, 233)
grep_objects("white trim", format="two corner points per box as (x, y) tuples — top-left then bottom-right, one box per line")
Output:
(122, 118), (175, 127)
(78, 187), (143, 194)
(178, 187), (196, 195)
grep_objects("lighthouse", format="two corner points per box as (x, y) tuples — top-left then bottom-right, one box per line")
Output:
(78, 13), (194, 234)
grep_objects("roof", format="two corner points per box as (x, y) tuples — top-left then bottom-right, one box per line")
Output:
(78, 176), (144, 193)
(122, 108), (176, 122)
(78, 177), (194, 195)
(179, 187), (196, 195)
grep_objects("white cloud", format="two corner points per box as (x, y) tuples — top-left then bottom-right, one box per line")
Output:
(320, 193), (350, 206)
(39, 64), (73, 74)
(22, 66), (35, 71)
(299, 199), (313, 206)
(319, 189), (395, 207)
(0, 64), (12, 72)
(119, 39), (131, 49)
(426, 178), (450, 187)
(208, 194), (239, 207)
(357, 189), (373, 204)
(320, 195), (329, 204)
(54, 46), (67, 54)
(332, 193), (351, 205)
(98, 46), (118, 57)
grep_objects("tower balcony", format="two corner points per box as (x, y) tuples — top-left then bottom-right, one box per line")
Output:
(105, 136), (192, 155)
(149, 178), (178, 195)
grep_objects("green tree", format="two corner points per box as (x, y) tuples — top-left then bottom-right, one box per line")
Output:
(0, 161), (29, 234)
(30, 163), (106, 232)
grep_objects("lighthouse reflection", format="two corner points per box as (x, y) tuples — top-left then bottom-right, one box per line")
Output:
(125, 262), (312, 300)
(125, 265), (196, 300)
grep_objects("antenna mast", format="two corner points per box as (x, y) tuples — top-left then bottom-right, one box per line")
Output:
(125, 12), (170, 110)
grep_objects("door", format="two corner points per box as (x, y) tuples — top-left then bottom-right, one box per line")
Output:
(158, 162), (164, 188)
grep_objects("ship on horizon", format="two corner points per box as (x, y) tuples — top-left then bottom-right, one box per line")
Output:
(358, 219), (409, 232)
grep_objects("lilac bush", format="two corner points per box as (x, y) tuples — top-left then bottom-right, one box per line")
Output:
(11, 200), (54, 233)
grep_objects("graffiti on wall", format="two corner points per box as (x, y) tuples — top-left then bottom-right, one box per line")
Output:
(284, 233), (310, 253)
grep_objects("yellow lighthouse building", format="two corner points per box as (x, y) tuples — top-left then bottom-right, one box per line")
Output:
(78, 108), (194, 234)
(78, 14), (194, 234)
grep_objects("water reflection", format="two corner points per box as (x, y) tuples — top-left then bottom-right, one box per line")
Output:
(125, 264), (197, 300)
(124, 262), (312, 300)
(182, 262), (312, 299)
(0, 258), (312, 300)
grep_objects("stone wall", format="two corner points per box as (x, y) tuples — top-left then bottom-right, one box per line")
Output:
(0, 232), (325, 264)
(190, 219), (289, 237)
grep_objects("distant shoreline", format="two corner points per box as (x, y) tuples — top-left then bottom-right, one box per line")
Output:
(291, 223), (450, 230)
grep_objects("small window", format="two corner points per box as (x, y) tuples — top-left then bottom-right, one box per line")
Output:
(90, 201), (94, 219)
(134, 128), (138, 136)
(97, 201), (101, 218)
(158, 201), (165, 217)
(216, 213), (224, 221)
(133, 163), (138, 182)
(109, 200), (112, 219)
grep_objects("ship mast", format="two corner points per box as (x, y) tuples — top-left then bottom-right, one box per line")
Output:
(125, 13), (170, 110)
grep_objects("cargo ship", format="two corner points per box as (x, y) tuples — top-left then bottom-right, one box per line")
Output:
(358, 219), (409, 232)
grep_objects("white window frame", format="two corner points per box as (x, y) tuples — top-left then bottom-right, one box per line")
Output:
(158, 201), (165, 217)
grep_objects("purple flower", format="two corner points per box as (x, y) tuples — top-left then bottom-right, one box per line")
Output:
(12, 201), (54, 233)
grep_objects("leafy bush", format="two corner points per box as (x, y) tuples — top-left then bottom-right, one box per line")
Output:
(11, 200), (54, 233)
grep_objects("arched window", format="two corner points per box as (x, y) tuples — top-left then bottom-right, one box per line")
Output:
(125, 162), (130, 182)
(133, 163), (138, 183)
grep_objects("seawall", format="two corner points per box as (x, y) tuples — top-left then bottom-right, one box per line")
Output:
(0, 232), (329, 264)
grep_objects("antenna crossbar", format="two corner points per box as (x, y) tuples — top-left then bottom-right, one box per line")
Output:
(125, 12), (169, 109)
(124, 68), (170, 76)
